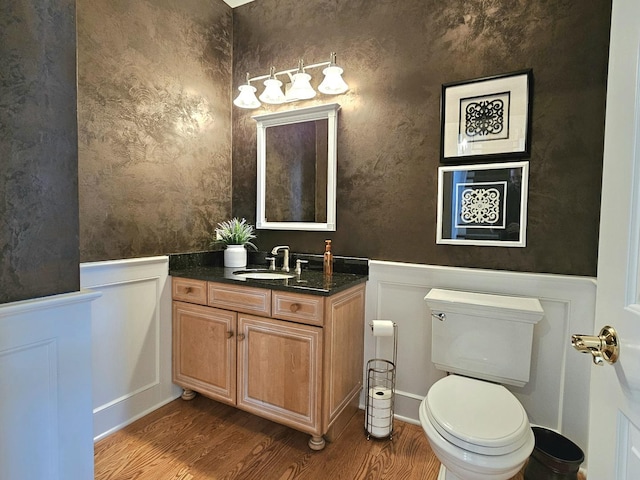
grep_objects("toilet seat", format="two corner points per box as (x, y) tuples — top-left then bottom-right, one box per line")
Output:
(426, 375), (531, 456)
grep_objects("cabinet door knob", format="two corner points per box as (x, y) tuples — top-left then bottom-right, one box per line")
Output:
(237, 333), (246, 341)
(227, 331), (234, 339)
(290, 303), (300, 313)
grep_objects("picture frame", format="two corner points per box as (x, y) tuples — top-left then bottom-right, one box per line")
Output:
(436, 161), (529, 247)
(441, 69), (532, 163)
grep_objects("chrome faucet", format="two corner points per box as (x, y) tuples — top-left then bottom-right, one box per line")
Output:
(295, 259), (308, 275)
(270, 245), (290, 272)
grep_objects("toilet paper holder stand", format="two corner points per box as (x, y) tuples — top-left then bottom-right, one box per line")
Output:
(365, 321), (397, 441)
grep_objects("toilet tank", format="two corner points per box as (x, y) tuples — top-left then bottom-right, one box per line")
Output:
(425, 288), (544, 387)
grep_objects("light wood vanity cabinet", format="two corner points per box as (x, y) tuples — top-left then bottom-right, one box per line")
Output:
(172, 277), (365, 450)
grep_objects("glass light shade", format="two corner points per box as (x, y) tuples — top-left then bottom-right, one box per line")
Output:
(233, 84), (260, 109)
(318, 66), (349, 95)
(259, 78), (286, 104)
(286, 72), (316, 100)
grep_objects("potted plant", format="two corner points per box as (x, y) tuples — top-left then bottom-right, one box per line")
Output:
(210, 217), (258, 268)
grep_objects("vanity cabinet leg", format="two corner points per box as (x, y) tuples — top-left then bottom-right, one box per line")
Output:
(308, 435), (326, 451)
(181, 388), (197, 401)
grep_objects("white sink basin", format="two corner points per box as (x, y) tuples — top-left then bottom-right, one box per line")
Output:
(232, 269), (296, 280)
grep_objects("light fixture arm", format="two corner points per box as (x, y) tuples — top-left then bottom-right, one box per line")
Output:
(244, 59), (333, 85)
(234, 52), (347, 109)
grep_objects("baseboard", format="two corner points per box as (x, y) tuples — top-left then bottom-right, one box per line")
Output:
(94, 393), (181, 442)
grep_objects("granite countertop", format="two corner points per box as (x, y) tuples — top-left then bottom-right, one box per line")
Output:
(169, 251), (369, 297)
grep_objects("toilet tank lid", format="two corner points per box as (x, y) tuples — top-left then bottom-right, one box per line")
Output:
(425, 288), (544, 324)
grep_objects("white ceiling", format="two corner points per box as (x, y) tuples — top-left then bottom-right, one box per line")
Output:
(223, 0), (255, 7)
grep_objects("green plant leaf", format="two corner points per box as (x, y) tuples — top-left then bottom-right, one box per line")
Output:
(210, 217), (258, 250)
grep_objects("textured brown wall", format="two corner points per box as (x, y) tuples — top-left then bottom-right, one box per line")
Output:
(0, 0), (80, 304)
(232, 0), (611, 276)
(77, 0), (233, 262)
(0, 0), (611, 305)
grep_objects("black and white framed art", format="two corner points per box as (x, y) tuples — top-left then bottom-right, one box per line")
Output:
(441, 70), (532, 163)
(436, 161), (529, 247)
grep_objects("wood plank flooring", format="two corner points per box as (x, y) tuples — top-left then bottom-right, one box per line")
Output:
(95, 395), (528, 480)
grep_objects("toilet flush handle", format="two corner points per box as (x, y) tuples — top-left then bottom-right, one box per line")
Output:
(431, 312), (446, 321)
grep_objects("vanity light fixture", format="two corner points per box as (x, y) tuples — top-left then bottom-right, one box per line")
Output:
(286, 59), (316, 101)
(318, 52), (349, 95)
(258, 67), (286, 104)
(234, 52), (348, 109)
(233, 73), (261, 109)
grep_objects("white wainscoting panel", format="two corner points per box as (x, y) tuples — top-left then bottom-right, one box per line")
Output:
(81, 256), (181, 441)
(0, 290), (99, 480)
(364, 260), (596, 459)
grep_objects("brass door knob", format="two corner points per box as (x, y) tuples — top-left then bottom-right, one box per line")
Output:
(571, 325), (619, 365)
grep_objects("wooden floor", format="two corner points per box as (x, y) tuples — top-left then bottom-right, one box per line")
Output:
(95, 395), (528, 480)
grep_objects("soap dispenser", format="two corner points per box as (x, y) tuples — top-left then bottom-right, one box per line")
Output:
(323, 240), (333, 276)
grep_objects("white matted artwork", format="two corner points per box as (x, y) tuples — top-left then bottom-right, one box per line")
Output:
(436, 161), (529, 247)
(441, 70), (532, 163)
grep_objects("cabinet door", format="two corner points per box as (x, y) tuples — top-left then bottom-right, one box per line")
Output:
(172, 301), (236, 405)
(237, 314), (322, 435)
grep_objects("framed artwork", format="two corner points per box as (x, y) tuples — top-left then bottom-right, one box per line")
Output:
(441, 69), (532, 163)
(436, 161), (529, 247)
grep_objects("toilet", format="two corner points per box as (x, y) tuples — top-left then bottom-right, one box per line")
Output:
(420, 288), (544, 480)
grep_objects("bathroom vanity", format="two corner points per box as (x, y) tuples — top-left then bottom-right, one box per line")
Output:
(169, 255), (367, 450)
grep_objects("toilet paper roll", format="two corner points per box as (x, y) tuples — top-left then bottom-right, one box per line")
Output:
(367, 408), (392, 428)
(368, 423), (393, 438)
(368, 387), (392, 409)
(371, 320), (394, 337)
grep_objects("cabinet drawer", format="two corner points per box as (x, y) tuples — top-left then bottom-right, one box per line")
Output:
(208, 282), (271, 317)
(272, 291), (324, 327)
(172, 277), (207, 305)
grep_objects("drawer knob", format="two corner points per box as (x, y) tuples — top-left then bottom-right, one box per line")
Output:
(184, 287), (192, 294)
(290, 303), (300, 313)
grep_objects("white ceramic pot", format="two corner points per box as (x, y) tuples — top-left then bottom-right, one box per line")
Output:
(224, 244), (247, 268)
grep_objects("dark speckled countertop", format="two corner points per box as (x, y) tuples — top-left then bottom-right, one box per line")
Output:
(169, 251), (368, 296)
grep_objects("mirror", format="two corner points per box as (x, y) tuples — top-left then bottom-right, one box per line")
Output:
(253, 103), (340, 231)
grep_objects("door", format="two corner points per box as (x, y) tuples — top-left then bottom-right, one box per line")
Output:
(586, 0), (640, 476)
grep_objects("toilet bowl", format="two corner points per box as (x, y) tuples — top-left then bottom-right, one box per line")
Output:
(419, 375), (534, 480)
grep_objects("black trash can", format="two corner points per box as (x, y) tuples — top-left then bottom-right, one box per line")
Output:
(524, 427), (584, 480)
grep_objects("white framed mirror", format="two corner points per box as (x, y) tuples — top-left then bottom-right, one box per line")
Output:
(253, 103), (340, 231)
